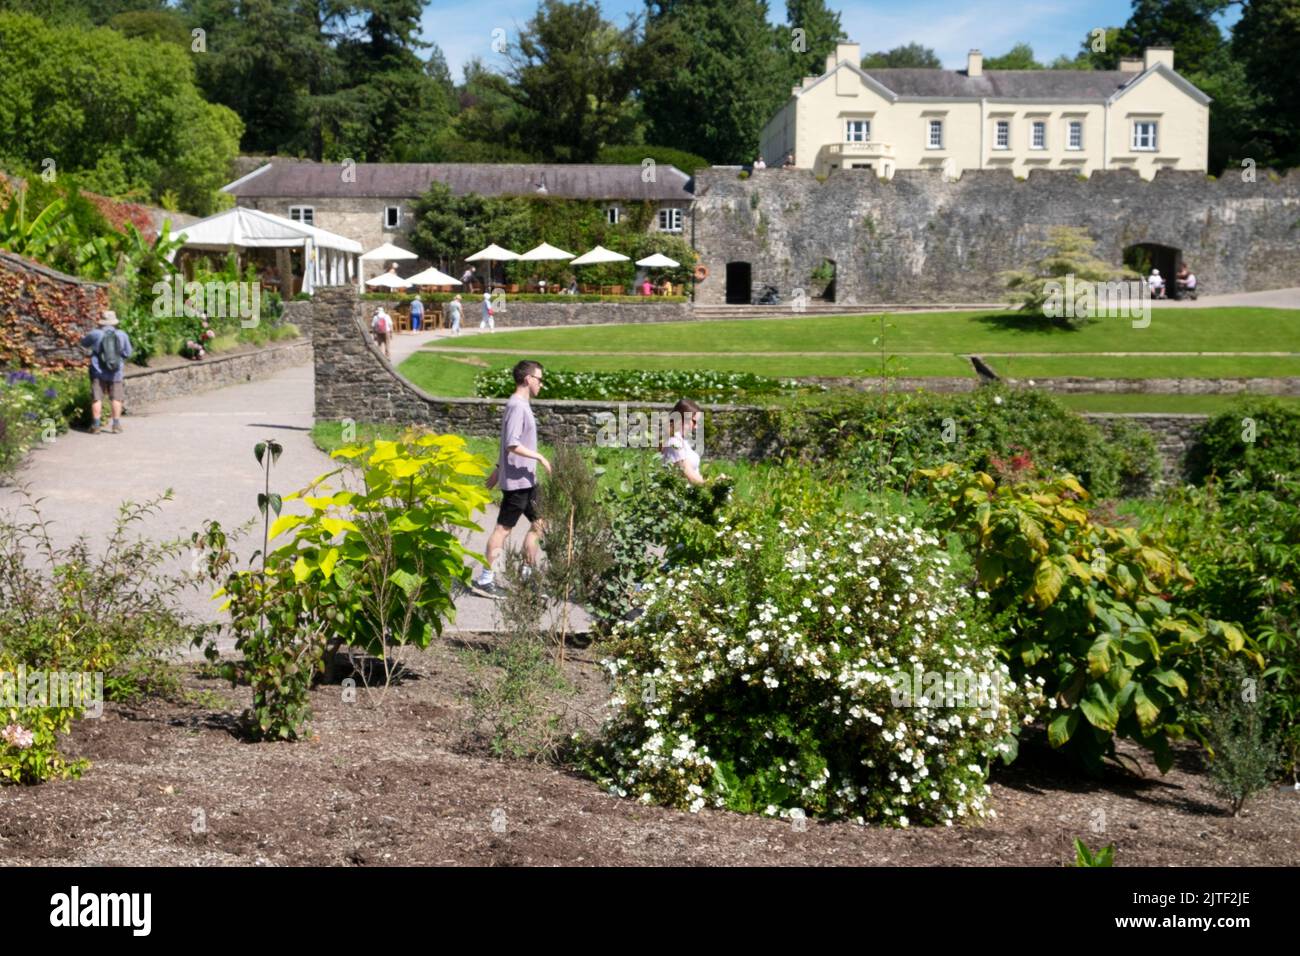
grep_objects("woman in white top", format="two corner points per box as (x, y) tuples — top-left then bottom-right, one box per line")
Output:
(660, 398), (705, 485)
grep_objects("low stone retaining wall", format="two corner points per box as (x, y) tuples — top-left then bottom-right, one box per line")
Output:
(125, 339), (311, 408)
(1086, 413), (1206, 482)
(807, 375), (1300, 396)
(359, 297), (692, 328)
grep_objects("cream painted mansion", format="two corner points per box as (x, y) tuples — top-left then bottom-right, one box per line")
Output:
(760, 42), (1210, 180)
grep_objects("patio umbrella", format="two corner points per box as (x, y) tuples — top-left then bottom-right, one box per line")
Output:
(518, 242), (575, 261)
(570, 245), (629, 265)
(360, 241), (418, 262)
(365, 271), (412, 289)
(635, 253), (680, 268)
(404, 266), (461, 287)
(465, 243), (519, 290)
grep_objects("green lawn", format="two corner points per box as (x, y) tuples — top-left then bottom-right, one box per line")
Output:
(397, 307), (1300, 411)
(428, 307), (1300, 356)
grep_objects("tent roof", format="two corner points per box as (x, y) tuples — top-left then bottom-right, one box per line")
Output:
(175, 207), (361, 254)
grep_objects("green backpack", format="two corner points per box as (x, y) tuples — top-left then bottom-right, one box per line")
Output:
(98, 329), (123, 373)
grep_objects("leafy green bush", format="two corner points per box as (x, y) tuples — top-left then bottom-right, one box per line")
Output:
(1189, 398), (1300, 488)
(921, 464), (1263, 773)
(1000, 226), (1139, 327)
(582, 510), (1044, 823)
(474, 367), (813, 403)
(198, 432), (492, 740)
(0, 491), (207, 780)
(766, 387), (1160, 498)
(1138, 475), (1300, 779)
(581, 456), (732, 632)
(1, 369), (88, 473)
(1198, 661), (1280, 814)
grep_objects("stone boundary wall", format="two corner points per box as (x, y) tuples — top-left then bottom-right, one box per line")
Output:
(125, 339), (311, 408)
(0, 250), (109, 370)
(358, 297), (691, 328)
(691, 166), (1300, 305)
(807, 375), (1300, 396)
(1087, 413), (1205, 482)
(314, 287), (1213, 480)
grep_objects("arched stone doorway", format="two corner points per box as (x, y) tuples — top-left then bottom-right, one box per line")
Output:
(1124, 243), (1181, 289)
(812, 258), (837, 302)
(725, 261), (752, 304)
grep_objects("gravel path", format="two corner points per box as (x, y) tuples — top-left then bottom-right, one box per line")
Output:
(1, 356), (588, 653)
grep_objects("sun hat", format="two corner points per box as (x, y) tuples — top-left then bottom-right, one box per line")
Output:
(99, 310), (119, 326)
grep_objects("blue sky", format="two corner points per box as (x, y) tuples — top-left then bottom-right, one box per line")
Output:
(422, 0), (1237, 80)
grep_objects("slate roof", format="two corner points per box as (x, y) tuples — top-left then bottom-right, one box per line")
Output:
(224, 163), (694, 201)
(860, 68), (1145, 100)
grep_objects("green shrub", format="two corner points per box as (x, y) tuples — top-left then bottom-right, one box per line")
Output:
(1198, 661), (1280, 814)
(0, 491), (207, 780)
(581, 455), (733, 633)
(0, 369), (87, 473)
(474, 367), (814, 403)
(766, 387), (1160, 499)
(1000, 227), (1139, 327)
(1139, 475), (1300, 778)
(921, 464), (1263, 774)
(198, 432), (492, 740)
(582, 509), (1044, 823)
(1189, 398), (1300, 488)
(1, 683), (87, 785)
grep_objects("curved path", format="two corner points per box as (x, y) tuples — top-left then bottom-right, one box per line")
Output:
(1, 339), (586, 653)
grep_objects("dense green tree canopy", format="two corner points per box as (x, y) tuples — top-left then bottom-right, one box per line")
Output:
(0, 11), (242, 213)
(860, 43), (941, 69)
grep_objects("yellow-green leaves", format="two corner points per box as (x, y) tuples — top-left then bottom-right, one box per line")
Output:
(1031, 557), (1064, 609)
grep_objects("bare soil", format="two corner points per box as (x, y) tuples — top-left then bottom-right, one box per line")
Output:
(2, 638), (1297, 867)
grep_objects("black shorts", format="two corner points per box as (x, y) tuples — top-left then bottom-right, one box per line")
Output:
(497, 485), (540, 529)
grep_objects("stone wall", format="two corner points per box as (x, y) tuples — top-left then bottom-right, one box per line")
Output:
(690, 166), (1300, 305)
(124, 339), (311, 408)
(359, 296), (691, 328)
(0, 250), (109, 370)
(808, 375), (1300, 396)
(313, 286), (1215, 479)
(1087, 413), (1205, 482)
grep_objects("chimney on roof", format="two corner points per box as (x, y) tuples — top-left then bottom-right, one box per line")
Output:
(967, 49), (983, 77)
(1143, 46), (1174, 70)
(1119, 57), (1143, 73)
(825, 40), (861, 73)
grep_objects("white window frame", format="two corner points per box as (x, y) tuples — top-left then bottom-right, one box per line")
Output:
(927, 119), (944, 150)
(657, 207), (682, 233)
(605, 205), (621, 225)
(1030, 121), (1046, 150)
(1067, 120), (1084, 151)
(1132, 121), (1158, 151)
(994, 120), (1010, 150)
(384, 205), (401, 229)
(289, 205), (314, 226)
(845, 119), (870, 143)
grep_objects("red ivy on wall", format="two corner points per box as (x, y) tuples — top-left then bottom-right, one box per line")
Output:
(0, 259), (108, 371)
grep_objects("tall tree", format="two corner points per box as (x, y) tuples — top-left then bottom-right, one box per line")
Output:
(1232, 0), (1300, 167)
(1115, 0), (1227, 75)
(501, 0), (651, 162)
(782, 0), (844, 81)
(642, 0), (791, 164)
(860, 43), (940, 69)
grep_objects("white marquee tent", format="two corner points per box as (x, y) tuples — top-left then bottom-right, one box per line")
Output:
(174, 207), (364, 294)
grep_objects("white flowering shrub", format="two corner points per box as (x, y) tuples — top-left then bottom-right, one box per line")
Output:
(583, 513), (1045, 825)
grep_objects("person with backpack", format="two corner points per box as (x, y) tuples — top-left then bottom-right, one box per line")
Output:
(371, 307), (393, 359)
(80, 310), (133, 434)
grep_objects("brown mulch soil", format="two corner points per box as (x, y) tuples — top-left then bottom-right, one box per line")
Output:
(2, 638), (1297, 867)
